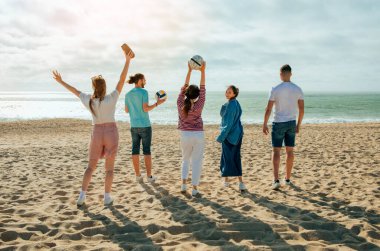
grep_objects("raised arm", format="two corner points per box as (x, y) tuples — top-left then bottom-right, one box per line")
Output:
(178, 63), (192, 104)
(296, 99), (304, 133)
(185, 62), (192, 87)
(197, 61), (206, 107)
(116, 50), (134, 94)
(52, 70), (80, 97)
(263, 101), (274, 135)
(200, 61), (206, 87)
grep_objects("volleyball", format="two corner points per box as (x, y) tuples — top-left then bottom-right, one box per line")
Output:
(155, 90), (167, 101)
(188, 55), (204, 70)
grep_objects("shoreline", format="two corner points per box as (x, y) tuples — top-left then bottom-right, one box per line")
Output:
(1, 117), (380, 126)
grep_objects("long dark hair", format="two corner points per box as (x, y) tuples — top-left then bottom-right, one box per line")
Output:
(128, 73), (144, 84)
(90, 77), (106, 117)
(183, 85), (200, 116)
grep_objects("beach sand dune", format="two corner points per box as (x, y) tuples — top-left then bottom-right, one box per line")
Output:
(0, 120), (379, 250)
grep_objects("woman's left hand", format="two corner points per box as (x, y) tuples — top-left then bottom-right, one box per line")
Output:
(52, 70), (63, 83)
(215, 132), (222, 143)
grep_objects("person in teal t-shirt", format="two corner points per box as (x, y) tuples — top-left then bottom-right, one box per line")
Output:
(125, 73), (166, 183)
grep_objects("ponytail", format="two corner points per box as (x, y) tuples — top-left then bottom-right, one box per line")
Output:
(183, 94), (192, 116)
(89, 99), (96, 117)
(89, 77), (106, 117)
(128, 73), (144, 84)
(182, 85), (200, 117)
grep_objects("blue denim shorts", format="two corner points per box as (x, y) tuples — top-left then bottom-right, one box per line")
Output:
(271, 120), (296, 147)
(131, 127), (152, 155)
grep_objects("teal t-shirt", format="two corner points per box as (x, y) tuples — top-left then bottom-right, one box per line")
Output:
(125, 88), (151, 128)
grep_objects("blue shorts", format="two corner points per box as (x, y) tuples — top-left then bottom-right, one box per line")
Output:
(271, 120), (296, 147)
(131, 127), (152, 155)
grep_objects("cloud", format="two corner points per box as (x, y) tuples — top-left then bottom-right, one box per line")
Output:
(0, 0), (379, 93)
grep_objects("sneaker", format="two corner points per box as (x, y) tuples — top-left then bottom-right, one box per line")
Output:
(223, 182), (230, 187)
(284, 179), (291, 186)
(191, 189), (199, 196)
(104, 196), (114, 206)
(181, 184), (187, 192)
(272, 180), (281, 190)
(147, 176), (157, 183)
(76, 194), (86, 206)
(136, 175), (143, 183)
(239, 182), (247, 191)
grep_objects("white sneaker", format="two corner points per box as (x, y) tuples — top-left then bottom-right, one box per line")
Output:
(223, 182), (230, 187)
(104, 196), (114, 206)
(239, 182), (247, 191)
(272, 181), (281, 190)
(181, 184), (187, 192)
(284, 179), (292, 186)
(77, 194), (86, 206)
(191, 189), (199, 196)
(136, 175), (143, 183)
(147, 176), (157, 183)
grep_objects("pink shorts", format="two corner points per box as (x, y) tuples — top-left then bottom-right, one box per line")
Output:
(88, 123), (119, 160)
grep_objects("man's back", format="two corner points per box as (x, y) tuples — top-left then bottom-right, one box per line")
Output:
(125, 88), (151, 127)
(269, 82), (304, 123)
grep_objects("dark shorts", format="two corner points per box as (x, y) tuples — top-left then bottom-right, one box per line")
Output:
(271, 120), (296, 147)
(131, 127), (152, 155)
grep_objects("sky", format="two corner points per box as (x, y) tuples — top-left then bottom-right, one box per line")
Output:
(0, 0), (379, 93)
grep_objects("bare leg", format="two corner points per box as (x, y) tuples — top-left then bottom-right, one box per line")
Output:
(182, 179), (187, 185)
(81, 159), (98, 191)
(272, 147), (281, 181)
(144, 154), (152, 177)
(285, 147), (294, 180)
(132, 154), (140, 176)
(238, 176), (243, 183)
(104, 156), (115, 193)
(225, 177), (229, 183)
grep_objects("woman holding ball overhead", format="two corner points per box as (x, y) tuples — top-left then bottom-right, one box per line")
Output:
(216, 85), (247, 192)
(52, 45), (134, 206)
(177, 59), (206, 196)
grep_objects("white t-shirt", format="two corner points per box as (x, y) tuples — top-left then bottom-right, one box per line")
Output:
(269, 82), (304, 123)
(79, 89), (119, 125)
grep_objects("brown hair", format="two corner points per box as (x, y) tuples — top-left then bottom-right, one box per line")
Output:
(280, 64), (292, 73)
(89, 76), (106, 117)
(128, 73), (144, 84)
(227, 85), (239, 99)
(183, 85), (200, 116)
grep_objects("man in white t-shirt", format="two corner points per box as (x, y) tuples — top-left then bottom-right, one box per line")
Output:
(263, 64), (305, 190)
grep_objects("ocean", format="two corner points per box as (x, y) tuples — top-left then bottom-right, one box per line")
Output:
(0, 91), (379, 124)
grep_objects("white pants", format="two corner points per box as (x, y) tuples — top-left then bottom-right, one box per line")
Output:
(180, 131), (205, 186)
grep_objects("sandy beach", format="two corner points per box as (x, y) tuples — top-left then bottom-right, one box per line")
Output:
(0, 119), (379, 250)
